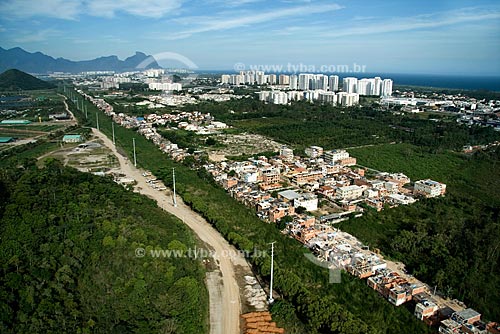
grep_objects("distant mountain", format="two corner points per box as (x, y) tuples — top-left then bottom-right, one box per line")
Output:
(0, 47), (160, 74)
(0, 69), (56, 91)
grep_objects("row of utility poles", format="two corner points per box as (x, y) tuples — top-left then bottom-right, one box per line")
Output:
(66, 86), (276, 304)
(66, 85), (177, 207)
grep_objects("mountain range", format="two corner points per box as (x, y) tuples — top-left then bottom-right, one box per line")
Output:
(0, 47), (160, 74)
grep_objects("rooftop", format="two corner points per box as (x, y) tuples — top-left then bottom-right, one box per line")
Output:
(278, 189), (301, 201)
(0, 119), (31, 124)
(0, 137), (14, 143)
(455, 308), (481, 321)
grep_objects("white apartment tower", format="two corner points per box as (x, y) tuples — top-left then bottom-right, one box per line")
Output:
(279, 74), (290, 85)
(329, 75), (339, 91)
(256, 71), (266, 85)
(381, 79), (393, 96)
(373, 77), (382, 96)
(342, 77), (358, 93)
(298, 73), (313, 90)
(289, 75), (298, 90)
(221, 74), (230, 84)
(318, 91), (337, 105)
(267, 74), (277, 85)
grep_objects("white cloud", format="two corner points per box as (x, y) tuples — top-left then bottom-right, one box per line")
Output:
(0, 0), (182, 20)
(85, 0), (183, 18)
(167, 3), (343, 39)
(0, 0), (81, 20)
(321, 8), (500, 38)
(13, 29), (61, 43)
(207, 0), (264, 7)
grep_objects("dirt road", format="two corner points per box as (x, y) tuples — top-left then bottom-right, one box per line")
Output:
(91, 128), (247, 334)
(59, 94), (78, 127)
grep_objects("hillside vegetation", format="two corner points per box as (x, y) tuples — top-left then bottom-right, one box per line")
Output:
(0, 160), (208, 333)
(0, 69), (55, 91)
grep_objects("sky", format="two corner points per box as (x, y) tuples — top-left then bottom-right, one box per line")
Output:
(0, 0), (499, 75)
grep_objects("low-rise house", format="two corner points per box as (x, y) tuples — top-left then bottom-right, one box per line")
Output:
(336, 185), (363, 200)
(386, 193), (417, 205)
(278, 189), (301, 202)
(268, 203), (295, 222)
(318, 185), (335, 197)
(339, 157), (357, 166)
(452, 309), (482, 325)
(294, 194), (318, 211)
(414, 299), (439, 321)
(365, 198), (384, 211)
(291, 171), (323, 185)
(305, 145), (323, 158)
(261, 167), (280, 184)
(440, 319), (463, 334)
(414, 179), (447, 197)
(222, 178), (238, 189)
(384, 181), (400, 193)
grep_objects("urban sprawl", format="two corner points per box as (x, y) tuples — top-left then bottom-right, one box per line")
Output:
(50, 67), (500, 334)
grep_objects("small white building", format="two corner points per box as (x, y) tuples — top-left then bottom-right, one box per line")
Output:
(414, 179), (446, 197)
(336, 185), (363, 200)
(243, 172), (259, 183)
(279, 146), (294, 161)
(294, 194), (318, 212)
(305, 146), (323, 158)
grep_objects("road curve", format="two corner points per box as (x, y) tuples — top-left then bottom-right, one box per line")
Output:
(91, 128), (246, 334)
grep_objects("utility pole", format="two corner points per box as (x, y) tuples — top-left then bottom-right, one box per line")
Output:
(133, 138), (137, 167)
(85, 105), (88, 119)
(172, 168), (177, 207)
(268, 241), (276, 304)
(96, 112), (99, 131)
(112, 122), (115, 145)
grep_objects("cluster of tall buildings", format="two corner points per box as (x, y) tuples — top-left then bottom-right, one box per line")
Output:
(222, 71), (392, 106)
(257, 90), (359, 107)
(221, 71), (392, 97)
(221, 71), (276, 85)
(343, 76), (393, 96)
(221, 71), (340, 92)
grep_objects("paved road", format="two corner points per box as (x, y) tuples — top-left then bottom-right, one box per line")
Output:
(91, 128), (247, 334)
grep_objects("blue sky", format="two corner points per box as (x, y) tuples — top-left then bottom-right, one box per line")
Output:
(0, 0), (499, 75)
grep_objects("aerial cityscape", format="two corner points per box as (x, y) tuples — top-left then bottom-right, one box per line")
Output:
(0, 1), (499, 334)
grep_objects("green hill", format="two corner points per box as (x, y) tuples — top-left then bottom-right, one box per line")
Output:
(0, 68), (55, 91)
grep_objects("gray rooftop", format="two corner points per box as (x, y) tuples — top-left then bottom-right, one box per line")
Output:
(456, 308), (481, 320)
(278, 189), (301, 200)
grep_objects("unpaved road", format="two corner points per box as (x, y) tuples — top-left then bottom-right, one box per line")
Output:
(91, 128), (247, 334)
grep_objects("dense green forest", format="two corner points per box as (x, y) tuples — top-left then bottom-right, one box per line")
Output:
(341, 144), (500, 320)
(67, 89), (433, 334)
(181, 97), (500, 321)
(340, 193), (500, 321)
(0, 160), (208, 333)
(181, 98), (500, 152)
